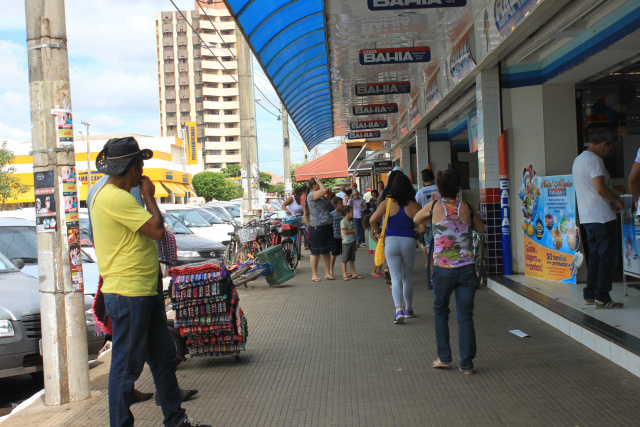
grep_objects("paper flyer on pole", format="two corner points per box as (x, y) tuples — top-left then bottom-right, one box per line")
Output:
(518, 165), (582, 283)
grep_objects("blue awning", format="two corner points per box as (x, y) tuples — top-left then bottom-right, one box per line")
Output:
(225, 0), (333, 149)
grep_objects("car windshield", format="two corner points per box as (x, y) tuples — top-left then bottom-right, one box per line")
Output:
(202, 207), (231, 221)
(0, 225), (38, 262)
(223, 205), (241, 217)
(166, 210), (210, 227)
(0, 251), (17, 272)
(270, 202), (284, 211)
(163, 214), (193, 234)
(194, 208), (223, 224)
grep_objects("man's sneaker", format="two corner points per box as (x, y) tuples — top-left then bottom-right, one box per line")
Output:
(584, 299), (595, 305)
(394, 309), (404, 324)
(404, 307), (414, 318)
(156, 389), (198, 406)
(594, 300), (624, 309)
(432, 358), (452, 369)
(177, 417), (211, 427)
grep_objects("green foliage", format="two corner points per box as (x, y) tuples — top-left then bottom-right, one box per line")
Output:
(272, 182), (285, 197)
(192, 171), (242, 201)
(258, 171), (273, 191)
(291, 161), (307, 187)
(0, 141), (29, 208)
(220, 164), (241, 178)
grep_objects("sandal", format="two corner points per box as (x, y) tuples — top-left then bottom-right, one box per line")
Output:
(371, 273), (383, 278)
(342, 276), (351, 281)
(325, 275), (336, 280)
(432, 359), (452, 369)
(350, 274), (363, 279)
(312, 278), (321, 282)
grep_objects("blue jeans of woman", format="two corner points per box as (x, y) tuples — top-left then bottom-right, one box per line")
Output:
(353, 217), (364, 244)
(432, 264), (477, 371)
(104, 293), (185, 427)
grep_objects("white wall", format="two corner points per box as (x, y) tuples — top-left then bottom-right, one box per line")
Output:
(429, 140), (451, 176)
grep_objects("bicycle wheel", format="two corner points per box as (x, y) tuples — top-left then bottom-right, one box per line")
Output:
(233, 245), (252, 264)
(233, 267), (265, 287)
(282, 239), (298, 271)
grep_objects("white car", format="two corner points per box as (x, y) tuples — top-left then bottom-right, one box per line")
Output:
(159, 204), (233, 243)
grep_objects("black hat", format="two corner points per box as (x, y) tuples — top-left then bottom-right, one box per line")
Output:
(95, 137), (153, 175)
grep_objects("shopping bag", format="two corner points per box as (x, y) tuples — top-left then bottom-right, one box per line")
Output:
(375, 199), (392, 267)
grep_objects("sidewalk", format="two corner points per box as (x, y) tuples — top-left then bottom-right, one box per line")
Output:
(4, 250), (640, 427)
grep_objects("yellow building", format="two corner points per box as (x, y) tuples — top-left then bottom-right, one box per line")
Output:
(8, 134), (202, 206)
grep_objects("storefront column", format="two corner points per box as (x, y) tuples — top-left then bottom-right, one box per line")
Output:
(502, 83), (578, 273)
(400, 145), (411, 173)
(476, 66), (503, 275)
(415, 128), (429, 187)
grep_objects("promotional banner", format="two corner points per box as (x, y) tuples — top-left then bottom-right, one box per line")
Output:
(51, 109), (73, 148)
(359, 47), (431, 65)
(468, 110), (479, 153)
(518, 165), (581, 283)
(449, 28), (476, 84)
(494, 0), (538, 38)
(350, 120), (388, 131)
(185, 122), (198, 165)
(355, 81), (411, 96)
(368, 0), (467, 11)
(425, 70), (441, 111)
(410, 96), (422, 127)
(621, 196), (640, 277)
(34, 170), (56, 232)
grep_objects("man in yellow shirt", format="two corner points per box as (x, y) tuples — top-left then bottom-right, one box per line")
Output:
(92, 137), (209, 427)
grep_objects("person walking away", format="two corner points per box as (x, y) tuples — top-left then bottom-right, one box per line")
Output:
(414, 169), (484, 375)
(336, 186), (347, 199)
(304, 177), (335, 281)
(370, 174), (422, 324)
(329, 197), (345, 278)
(415, 168), (439, 287)
(340, 206), (361, 280)
(91, 137), (209, 427)
(363, 213), (384, 277)
(347, 190), (367, 247)
(572, 127), (625, 309)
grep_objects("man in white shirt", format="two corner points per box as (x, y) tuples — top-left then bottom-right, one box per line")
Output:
(572, 127), (624, 309)
(336, 187), (347, 199)
(415, 168), (439, 288)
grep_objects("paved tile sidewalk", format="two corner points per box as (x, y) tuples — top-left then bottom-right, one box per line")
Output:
(5, 250), (640, 427)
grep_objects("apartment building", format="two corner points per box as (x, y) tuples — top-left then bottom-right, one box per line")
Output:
(155, 1), (241, 172)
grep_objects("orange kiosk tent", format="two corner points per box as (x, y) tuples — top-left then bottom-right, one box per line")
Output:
(294, 143), (350, 182)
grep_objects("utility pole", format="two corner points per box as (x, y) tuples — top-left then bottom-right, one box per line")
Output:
(25, 0), (90, 405)
(282, 108), (292, 196)
(237, 32), (259, 216)
(81, 120), (90, 188)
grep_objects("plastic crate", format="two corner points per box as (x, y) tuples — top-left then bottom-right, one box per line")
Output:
(256, 244), (295, 286)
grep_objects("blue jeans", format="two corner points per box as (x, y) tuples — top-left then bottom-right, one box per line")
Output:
(104, 293), (185, 427)
(432, 265), (477, 371)
(583, 220), (618, 303)
(353, 217), (364, 244)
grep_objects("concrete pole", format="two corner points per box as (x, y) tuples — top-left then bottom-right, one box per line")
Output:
(282, 108), (292, 196)
(237, 32), (259, 214)
(25, 0), (90, 405)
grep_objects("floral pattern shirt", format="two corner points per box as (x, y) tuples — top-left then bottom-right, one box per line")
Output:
(432, 199), (474, 268)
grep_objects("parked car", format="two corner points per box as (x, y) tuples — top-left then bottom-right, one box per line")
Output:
(0, 251), (104, 379)
(197, 204), (240, 226)
(0, 218), (101, 295)
(159, 205), (233, 243)
(162, 213), (226, 264)
(207, 202), (242, 220)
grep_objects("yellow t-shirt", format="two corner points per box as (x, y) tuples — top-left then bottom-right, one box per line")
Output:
(91, 184), (158, 296)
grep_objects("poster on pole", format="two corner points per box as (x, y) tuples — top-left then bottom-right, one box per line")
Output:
(51, 109), (74, 148)
(518, 165), (582, 283)
(34, 170), (56, 232)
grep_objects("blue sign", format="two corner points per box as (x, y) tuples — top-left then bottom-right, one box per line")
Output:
(494, 0), (537, 38)
(359, 47), (431, 65)
(449, 30), (475, 84)
(368, 0), (467, 11)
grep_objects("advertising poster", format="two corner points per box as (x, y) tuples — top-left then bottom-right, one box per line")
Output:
(468, 110), (479, 153)
(34, 170), (56, 232)
(518, 165), (582, 283)
(51, 109), (73, 148)
(62, 167), (79, 228)
(185, 122), (199, 165)
(67, 228), (84, 292)
(621, 196), (640, 277)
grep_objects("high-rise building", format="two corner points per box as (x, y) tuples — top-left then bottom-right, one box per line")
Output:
(155, 1), (240, 172)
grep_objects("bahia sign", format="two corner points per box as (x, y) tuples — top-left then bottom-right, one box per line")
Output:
(355, 81), (411, 97)
(350, 120), (388, 131)
(352, 103), (399, 115)
(348, 130), (382, 140)
(359, 47), (431, 65)
(368, 0), (467, 11)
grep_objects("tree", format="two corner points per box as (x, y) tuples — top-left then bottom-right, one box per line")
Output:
(192, 171), (242, 201)
(291, 161), (308, 189)
(221, 164), (241, 178)
(0, 141), (29, 209)
(258, 171), (272, 192)
(273, 182), (285, 198)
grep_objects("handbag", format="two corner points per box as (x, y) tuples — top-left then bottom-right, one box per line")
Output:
(374, 198), (392, 266)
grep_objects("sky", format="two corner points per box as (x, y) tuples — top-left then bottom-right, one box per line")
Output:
(0, 0), (339, 178)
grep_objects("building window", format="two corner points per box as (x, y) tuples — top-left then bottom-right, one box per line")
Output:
(209, 150), (222, 155)
(221, 43), (233, 49)
(226, 150), (239, 155)
(207, 136), (221, 142)
(220, 16), (232, 22)
(220, 30), (233, 35)
(222, 70), (235, 75)
(179, 84), (189, 90)
(206, 110), (219, 115)
(207, 123), (220, 128)
(224, 123), (236, 128)
(222, 56), (232, 62)
(166, 112), (176, 117)
(205, 83), (219, 88)
(207, 163), (222, 169)
(225, 136), (236, 142)
(223, 96), (234, 102)
(222, 83), (235, 88)
(224, 110), (235, 115)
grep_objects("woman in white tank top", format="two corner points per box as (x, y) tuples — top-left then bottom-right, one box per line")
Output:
(283, 187), (304, 220)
